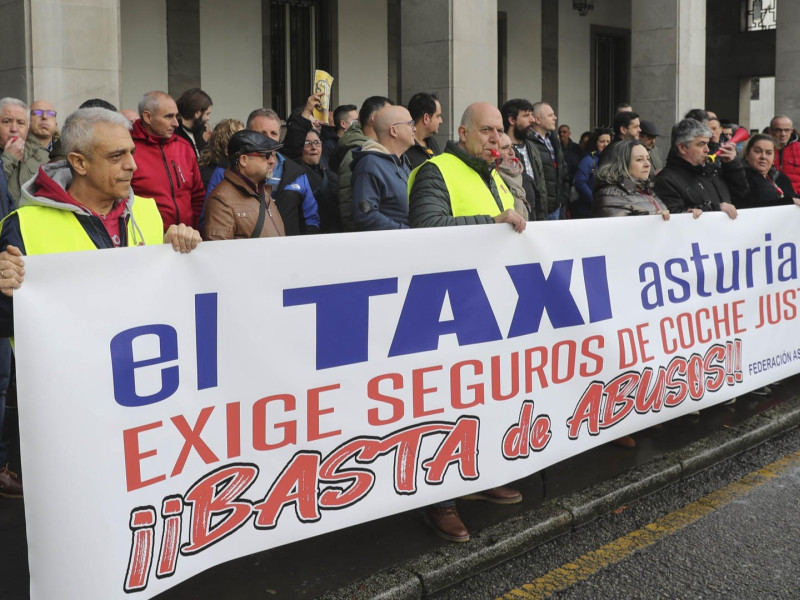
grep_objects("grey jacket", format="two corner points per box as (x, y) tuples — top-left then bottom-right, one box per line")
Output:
(593, 178), (668, 217)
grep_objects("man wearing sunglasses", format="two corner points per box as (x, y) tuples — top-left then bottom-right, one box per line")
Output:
(29, 101), (64, 161)
(203, 130), (285, 240)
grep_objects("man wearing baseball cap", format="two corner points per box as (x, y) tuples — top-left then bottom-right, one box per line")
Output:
(639, 120), (665, 174)
(203, 130), (285, 240)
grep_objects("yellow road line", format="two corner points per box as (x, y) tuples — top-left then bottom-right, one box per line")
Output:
(497, 450), (800, 600)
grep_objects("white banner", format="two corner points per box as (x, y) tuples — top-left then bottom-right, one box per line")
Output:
(15, 207), (800, 598)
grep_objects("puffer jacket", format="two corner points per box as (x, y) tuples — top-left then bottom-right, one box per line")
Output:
(409, 140), (505, 228)
(131, 119), (206, 231)
(350, 139), (410, 230)
(203, 168), (284, 240)
(594, 178), (668, 217)
(653, 150), (747, 213)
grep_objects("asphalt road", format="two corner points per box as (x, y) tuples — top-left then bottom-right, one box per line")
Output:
(433, 425), (800, 600)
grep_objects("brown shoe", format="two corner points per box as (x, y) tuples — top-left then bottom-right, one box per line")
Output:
(612, 435), (636, 449)
(424, 505), (469, 542)
(0, 464), (23, 498)
(462, 486), (522, 505)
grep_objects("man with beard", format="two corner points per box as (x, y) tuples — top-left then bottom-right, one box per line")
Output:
(175, 88), (213, 158)
(500, 98), (546, 220)
(531, 101), (570, 219)
(770, 115), (800, 195)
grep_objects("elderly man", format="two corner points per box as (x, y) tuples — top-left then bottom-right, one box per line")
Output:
(203, 130), (284, 240)
(409, 102), (525, 231)
(770, 115), (800, 195)
(351, 105), (415, 230)
(0, 108), (201, 497)
(131, 91), (206, 231)
(0, 98), (39, 204)
(408, 101), (524, 543)
(654, 118), (746, 217)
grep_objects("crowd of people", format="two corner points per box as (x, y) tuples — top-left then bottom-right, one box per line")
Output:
(0, 86), (797, 544)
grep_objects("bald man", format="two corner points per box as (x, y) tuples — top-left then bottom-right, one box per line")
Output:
(350, 105), (415, 230)
(130, 90), (206, 230)
(407, 101), (524, 543)
(408, 101), (525, 231)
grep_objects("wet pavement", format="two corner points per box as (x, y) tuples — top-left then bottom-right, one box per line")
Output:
(0, 379), (796, 600)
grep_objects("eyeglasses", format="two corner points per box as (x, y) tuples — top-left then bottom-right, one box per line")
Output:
(304, 140), (322, 147)
(31, 109), (56, 118)
(245, 151), (274, 159)
(392, 120), (415, 129)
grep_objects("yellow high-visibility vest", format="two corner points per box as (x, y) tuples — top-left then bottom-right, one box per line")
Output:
(409, 152), (514, 217)
(13, 197), (163, 255)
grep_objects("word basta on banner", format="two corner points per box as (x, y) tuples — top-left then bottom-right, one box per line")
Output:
(14, 206), (800, 598)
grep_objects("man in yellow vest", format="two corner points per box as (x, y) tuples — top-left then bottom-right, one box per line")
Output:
(0, 107), (200, 497)
(408, 101), (526, 231)
(407, 101), (525, 543)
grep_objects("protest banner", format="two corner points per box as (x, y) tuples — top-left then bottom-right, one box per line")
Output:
(14, 206), (800, 598)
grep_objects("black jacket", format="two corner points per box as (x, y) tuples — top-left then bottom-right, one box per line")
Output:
(404, 137), (442, 170)
(529, 131), (570, 213)
(653, 151), (748, 213)
(741, 165), (796, 209)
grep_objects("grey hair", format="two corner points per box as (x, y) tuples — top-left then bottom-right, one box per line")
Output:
(61, 108), (132, 157)
(671, 118), (712, 148)
(0, 97), (29, 115)
(595, 140), (646, 185)
(137, 91), (170, 117)
(246, 108), (281, 129)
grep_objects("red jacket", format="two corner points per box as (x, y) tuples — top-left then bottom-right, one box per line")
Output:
(776, 136), (800, 196)
(131, 119), (205, 231)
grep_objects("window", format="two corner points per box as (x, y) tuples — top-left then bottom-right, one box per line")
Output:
(270, 0), (332, 119)
(743, 0), (776, 32)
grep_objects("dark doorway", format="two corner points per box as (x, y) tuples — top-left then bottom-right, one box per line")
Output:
(591, 26), (630, 129)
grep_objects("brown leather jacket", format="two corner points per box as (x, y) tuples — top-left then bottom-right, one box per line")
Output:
(203, 168), (285, 240)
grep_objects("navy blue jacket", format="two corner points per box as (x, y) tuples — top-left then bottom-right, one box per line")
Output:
(350, 140), (411, 230)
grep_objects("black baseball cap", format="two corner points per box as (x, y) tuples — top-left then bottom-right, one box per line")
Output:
(227, 130), (283, 158)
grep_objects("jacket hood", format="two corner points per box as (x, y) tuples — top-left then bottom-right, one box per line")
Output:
(338, 121), (367, 150)
(20, 160), (136, 215)
(350, 139), (408, 170)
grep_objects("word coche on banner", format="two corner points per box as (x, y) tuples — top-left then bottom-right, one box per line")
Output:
(14, 206), (800, 598)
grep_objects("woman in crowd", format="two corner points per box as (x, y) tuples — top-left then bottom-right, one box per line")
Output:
(594, 140), (672, 219)
(740, 133), (799, 209)
(572, 128), (612, 218)
(198, 118), (244, 191)
(592, 139), (675, 448)
(298, 127), (341, 232)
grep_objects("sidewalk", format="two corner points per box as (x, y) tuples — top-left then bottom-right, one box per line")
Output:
(2, 381), (798, 600)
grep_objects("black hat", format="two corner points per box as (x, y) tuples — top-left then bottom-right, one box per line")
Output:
(639, 120), (661, 137)
(227, 130), (282, 159)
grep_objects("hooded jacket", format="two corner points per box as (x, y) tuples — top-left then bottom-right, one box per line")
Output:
(0, 161), (164, 337)
(2, 136), (52, 204)
(130, 119), (206, 232)
(350, 139), (411, 231)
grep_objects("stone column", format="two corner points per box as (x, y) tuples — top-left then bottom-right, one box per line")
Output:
(775, 1), (800, 118)
(401, 0), (498, 143)
(631, 0), (705, 150)
(28, 0), (122, 114)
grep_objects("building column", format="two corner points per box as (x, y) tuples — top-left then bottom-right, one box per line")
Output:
(20, 0), (121, 115)
(400, 0), (498, 142)
(774, 1), (800, 118)
(631, 0), (705, 147)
